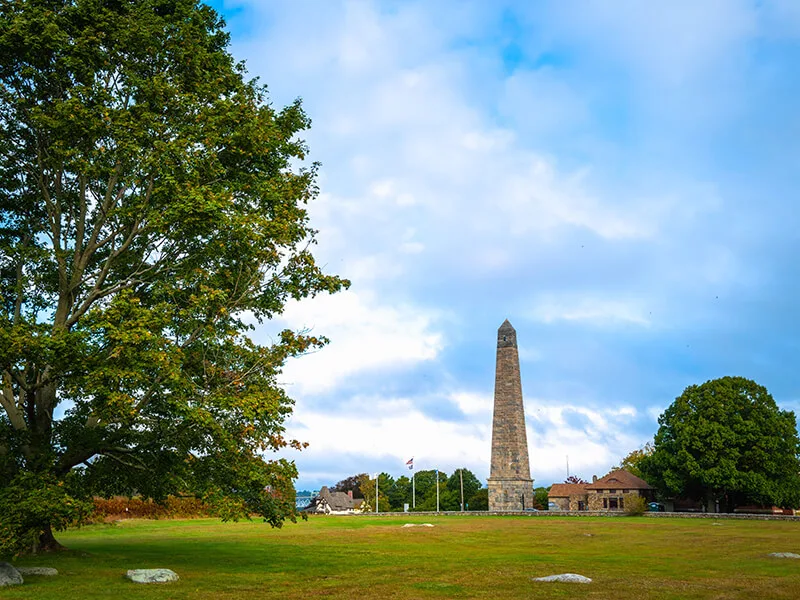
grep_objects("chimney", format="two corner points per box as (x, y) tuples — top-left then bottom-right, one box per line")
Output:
(347, 490), (353, 499)
(592, 475), (597, 483)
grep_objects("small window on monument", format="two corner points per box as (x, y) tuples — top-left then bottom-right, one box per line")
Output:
(503, 336), (507, 341)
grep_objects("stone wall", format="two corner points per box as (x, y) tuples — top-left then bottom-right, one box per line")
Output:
(488, 478), (535, 511)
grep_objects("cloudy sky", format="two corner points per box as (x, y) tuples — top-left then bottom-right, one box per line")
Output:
(208, 0), (800, 491)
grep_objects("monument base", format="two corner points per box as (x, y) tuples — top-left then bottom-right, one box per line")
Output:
(488, 478), (535, 511)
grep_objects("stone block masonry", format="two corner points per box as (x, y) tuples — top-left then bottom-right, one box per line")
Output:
(488, 320), (534, 511)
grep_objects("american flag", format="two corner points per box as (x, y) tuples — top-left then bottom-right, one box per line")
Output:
(406, 458), (414, 470)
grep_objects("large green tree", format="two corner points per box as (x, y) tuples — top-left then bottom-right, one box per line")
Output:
(0, 0), (346, 555)
(388, 475), (411, 511)
(412, 469), (448, 511)
(445, 468), (481, 511)
(640, 377), (800, 512)
(356, 473), (392, 512)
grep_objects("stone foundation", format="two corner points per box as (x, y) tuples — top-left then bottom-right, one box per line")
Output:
(488, 478), (535, 511)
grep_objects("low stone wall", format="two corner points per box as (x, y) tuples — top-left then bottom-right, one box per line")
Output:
(344, 510), (800, 521)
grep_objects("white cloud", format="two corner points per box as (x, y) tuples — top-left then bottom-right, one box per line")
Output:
(219, 0), (787, 492)
(269, 290), (444, 395)
(527, 400), (644, 482)
(285, 396), (490, 476)
(283, 391), (648, 488)
(528, 294), (651, 326)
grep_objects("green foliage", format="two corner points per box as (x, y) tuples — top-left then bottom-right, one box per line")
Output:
(444, 468), (482, 510)
(641, 377), (800, 511)
(614, 443), (654, 479)
(623, 495), (647, 516)
(467, 488), (488, 511)
(0, 472), (92, 558)
(533, 486), (549, 510)
(356, 473), (391, 512)
(388, 475), (411, 510)
(411, 469), (448, 511)
(0, 0), (347, 551)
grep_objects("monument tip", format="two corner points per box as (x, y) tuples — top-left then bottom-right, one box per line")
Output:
(499, 319), (515, 331)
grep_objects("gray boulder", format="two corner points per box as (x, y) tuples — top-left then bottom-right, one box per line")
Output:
(17, 567), (58, 576)
(126, 569), (179, 583)
(533, 573), (592, 584)
(769, 552), (800, 559)
(0, 562), (23, 587)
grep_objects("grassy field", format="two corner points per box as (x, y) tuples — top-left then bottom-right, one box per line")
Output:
(3, 514), (800, 599)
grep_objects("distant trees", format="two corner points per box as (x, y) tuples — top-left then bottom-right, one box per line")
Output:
(533, 486), (550, 510)
(640, 377), (800, 512)
(413, 470), (449, 511)
(467, 488), (488, 511)
(564, 475), (588, 485)
(331, 474), (366, 499)
(333, 468), (486, 512)
(356, 473), (392, 512)
(389, 476), (411, 510)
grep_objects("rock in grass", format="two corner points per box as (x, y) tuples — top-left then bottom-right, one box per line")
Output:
(0, 562), (23, 587)
(126, 569), (179, 583)
(401, 523), (434, 528)
(533, 573), (592, 584)
(17, 567), (58, 576)
(769, 553), (800, 559)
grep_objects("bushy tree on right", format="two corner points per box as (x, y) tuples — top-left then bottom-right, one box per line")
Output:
(640, 376), (800, 512)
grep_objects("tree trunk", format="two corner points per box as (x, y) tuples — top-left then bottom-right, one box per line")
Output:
(36, 524), (65, 553)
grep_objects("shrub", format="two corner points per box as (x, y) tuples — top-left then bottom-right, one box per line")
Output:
(89, 495), (212, 522)
(624, 495), (647, 516)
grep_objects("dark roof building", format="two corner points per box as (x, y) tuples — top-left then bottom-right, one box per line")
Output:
(305, 486), (361, 514)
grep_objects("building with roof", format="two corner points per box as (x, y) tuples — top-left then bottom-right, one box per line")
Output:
(304, 486), (364, 514)
(547, 469), (655, 512)
(548, 483), (591, 511)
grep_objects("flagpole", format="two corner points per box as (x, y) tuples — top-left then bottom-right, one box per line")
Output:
(460, 468), (464, 512)
(412, 470), (415, 509)
(436, 469), (440, 512)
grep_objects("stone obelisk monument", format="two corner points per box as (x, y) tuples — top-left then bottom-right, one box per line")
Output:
(488, 320), (534, 511)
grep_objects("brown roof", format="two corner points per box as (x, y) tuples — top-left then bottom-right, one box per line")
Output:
(548, 483), (589, 497)
(319, 486), (357, 510)
(585, 469), (653, 490)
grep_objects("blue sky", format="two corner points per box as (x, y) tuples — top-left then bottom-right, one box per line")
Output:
(207, 0), (800, 491)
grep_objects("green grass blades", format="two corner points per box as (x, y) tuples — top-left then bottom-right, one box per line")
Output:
(4, 515), (800, 599)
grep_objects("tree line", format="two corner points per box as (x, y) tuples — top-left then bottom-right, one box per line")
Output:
(328, 468), (488, 512)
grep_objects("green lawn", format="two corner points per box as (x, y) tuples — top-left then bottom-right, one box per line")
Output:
(4, 515), (800, 599)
